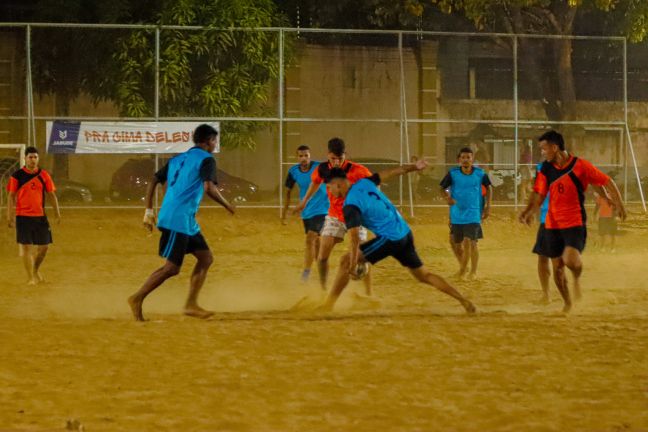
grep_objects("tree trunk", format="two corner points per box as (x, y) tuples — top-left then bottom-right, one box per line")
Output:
(554, 37), (577, 119)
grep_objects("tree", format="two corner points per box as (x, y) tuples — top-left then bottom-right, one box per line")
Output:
(423, 0), (648, 121)
(113, 0), (286, 149)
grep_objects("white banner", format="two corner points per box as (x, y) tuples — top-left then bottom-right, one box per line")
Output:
(46, 121), (220, 154)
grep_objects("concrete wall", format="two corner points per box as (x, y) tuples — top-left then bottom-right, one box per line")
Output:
(3, 36), (648, 197)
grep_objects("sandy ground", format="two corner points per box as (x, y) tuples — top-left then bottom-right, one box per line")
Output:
(1, 207), (647, 431)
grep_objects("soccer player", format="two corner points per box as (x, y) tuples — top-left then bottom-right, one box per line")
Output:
(319, 167), (476, 314)
(128, 124), (235, 321)
(6, 146), (60, 285)
(519, 130), (626, 312)
(532, 162), (553, 304)
(281, 145), (329, 281)
(292, 138), (374, 293)
(440, 147), (492, 280)
(594, 191), (618, 252)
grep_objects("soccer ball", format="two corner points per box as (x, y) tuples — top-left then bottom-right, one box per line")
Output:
(353, 262), (369, 280)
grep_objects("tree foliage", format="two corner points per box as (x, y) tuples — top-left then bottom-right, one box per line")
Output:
(113, 0), (285, 149)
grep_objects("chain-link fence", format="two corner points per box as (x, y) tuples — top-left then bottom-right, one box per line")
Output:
(1, 24), (645, 212)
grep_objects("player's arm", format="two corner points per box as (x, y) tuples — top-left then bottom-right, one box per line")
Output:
(519, 169), (547, 225)
(142, 164), (167, 232)
(200, 157), (234, 214)
(602, 178), (626, 221)
(482, 173), (493, 220)
(6, 191), (16, 228)
(47, 191), (61, 224)
(282, 188), (292, 224)
(293, 181), (319, 214)
(343, 204), (363, 276)
(376, 159), (428, 183)
(483, 184), (493, 220)
(204, 181), (235, 214)
(282, 172), (295, 224)
(439, 173), (455, 205)
(519, 191), (545, 225)
(588, 161), (626, 221)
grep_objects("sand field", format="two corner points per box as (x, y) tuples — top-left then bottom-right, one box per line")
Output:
(1, 207), (647, 431)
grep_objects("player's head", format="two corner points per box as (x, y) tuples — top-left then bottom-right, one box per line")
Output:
(327, 137), (346, 167)
(325, 167), (350, 198)
(193, 124), (219, 153)
(24, 146), (39, 169)
(457, 147), (474, 168)
(296, 145), (311, 166)
(538, 130), (565, 162)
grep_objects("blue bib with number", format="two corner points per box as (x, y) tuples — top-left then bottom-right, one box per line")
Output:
(344, 178), (410, 241)
(158, 147), (212, 235)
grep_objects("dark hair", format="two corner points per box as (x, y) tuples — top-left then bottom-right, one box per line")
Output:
(458, 147), (473, 157)
(25, 146), (38, 156)
(193, 124), (219, 145)
(297, 145), (310, 152)
(325, 167), (348, 183)
(328, 137), (345, 157)
(538, 130), (564, 151)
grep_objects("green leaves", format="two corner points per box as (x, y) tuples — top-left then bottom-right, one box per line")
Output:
(109, 0), (283, 149)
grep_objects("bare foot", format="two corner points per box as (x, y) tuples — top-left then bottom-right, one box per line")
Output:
(535, 294), (550, 305)
(463, 300), (477, 314)
(183, 306), (214, 320)
(313, 301), (334, 313)
(128, 295), (146, 321)
(562, 302), (572, 313)
(27, 278), (37, 286)
(453, 271), (467, 281)
(467, 272), (478, 281)
(351, 293), (382, 310)
(35, 271), (45, 284)
(290, 295), (319, 312)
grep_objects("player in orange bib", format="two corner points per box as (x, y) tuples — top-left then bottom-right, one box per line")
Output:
(294, 137), (425, 294)
(6, 146), (61, 285)
(519, 130), (626, 312)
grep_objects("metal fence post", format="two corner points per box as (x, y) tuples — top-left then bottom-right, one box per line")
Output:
(154, 26), (160, 211)
(278, 29), (284, 217)
(513, 35), (519, 210)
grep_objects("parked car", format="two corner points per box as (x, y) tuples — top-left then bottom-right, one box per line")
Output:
(109, 158), (259, 204)
(54, 179), (93, 203)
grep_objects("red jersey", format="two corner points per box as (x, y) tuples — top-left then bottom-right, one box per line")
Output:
(534, 156), (609, 229)
(6, 167), (56, 217)
(311, 160), (372, 222)
(596, 195), (614, 218)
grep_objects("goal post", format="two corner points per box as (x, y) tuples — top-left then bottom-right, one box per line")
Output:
(0, 144), (26, 208)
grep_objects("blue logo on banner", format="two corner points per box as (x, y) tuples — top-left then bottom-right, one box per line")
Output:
(48, 121), (81, 153)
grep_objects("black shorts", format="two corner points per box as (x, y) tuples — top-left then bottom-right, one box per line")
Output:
(360, 231), (423, 269)
(598, 217), (617, 236)
(302, 214), (326, 234)
(532, 223), (549, 256)
(544, 226), (587, 259)
(16, 216), (52, 245)
(158, 228), (209, 267)
(450, 223), (483, 243)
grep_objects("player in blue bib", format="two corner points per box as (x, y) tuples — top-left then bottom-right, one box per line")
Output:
(319, 167), (476, 314)
(440, 147), (492, 280)
(532, 162), (555, 304)
(128, 124), (235, 321)
(282, 145), (329, 281)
